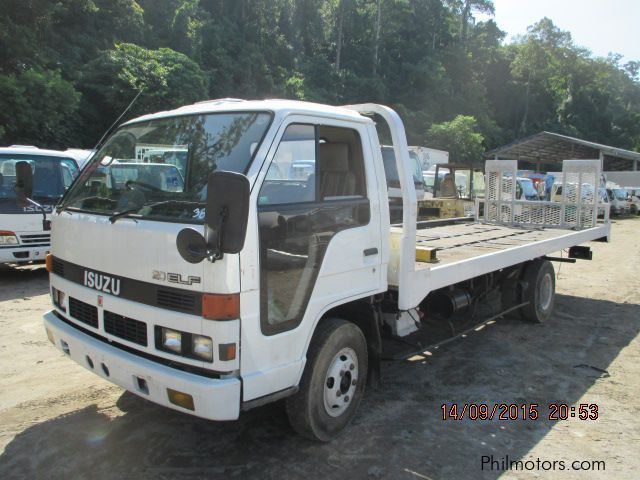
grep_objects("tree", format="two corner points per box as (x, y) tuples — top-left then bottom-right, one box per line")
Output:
(0, 69), (80, 147)
(459, 0), (495, 45)
(425, 115), (485, 164)
(0, 1), (638, 155)
(79, 43), (208, 144)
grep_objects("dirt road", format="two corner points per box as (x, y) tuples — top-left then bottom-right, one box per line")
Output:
(1, 218), (639, 479)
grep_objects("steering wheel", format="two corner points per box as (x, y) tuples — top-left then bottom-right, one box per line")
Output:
(125, 180), (162, 192)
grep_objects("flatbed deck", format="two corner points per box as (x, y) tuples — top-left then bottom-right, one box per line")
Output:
(416, 223), (580, 267)
(389, 221), (610, 304)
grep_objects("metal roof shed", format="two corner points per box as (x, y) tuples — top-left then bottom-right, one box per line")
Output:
(486, 131), (640, 172)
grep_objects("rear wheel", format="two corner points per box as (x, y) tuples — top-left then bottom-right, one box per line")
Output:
(286, 318), (368, 442)
(521, 259), (555, 323)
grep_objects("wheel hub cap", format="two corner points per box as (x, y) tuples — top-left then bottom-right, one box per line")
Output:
(323, 347), (358, 417)
(539, 272), (553, 311)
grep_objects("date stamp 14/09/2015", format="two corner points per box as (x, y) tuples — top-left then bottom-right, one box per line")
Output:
(441, 403), (599, 421)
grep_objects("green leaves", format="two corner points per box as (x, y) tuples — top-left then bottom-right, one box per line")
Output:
(0, 1), (637, 155)
(79, 43), (208, 143)
(0, 69), (80, 147)
(426, 115), (485, 165)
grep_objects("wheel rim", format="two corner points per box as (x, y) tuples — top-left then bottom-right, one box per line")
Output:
(323, 347), (358, 417)
(539, 272), (553, 311)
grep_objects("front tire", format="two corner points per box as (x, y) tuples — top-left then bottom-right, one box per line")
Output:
(286, 318), (368, 442)
(521, 259), (555, 323)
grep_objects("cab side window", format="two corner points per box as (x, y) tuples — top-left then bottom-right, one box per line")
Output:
(259, 124), (316, 205)
(317, 126), (366, 200)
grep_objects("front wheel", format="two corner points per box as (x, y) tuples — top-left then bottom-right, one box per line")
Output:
(286, 318), (368, 442)
(521, 259), (555, 323)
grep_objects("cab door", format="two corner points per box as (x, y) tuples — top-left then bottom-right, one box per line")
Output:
(239, 116), (385, 402)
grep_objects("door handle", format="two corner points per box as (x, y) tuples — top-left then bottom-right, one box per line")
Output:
(363, 247), (378, 256)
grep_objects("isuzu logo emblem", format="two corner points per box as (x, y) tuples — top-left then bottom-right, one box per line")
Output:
(83, 270), (121, 296)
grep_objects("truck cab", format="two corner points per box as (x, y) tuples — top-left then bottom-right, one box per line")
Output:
(0, 146), (83, 265)
(42, 100), (389, 430)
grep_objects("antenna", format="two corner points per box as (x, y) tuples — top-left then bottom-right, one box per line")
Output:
(92, 88), (145, 151)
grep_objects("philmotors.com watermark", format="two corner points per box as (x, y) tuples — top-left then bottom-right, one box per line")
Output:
(481, 455), (605, 472)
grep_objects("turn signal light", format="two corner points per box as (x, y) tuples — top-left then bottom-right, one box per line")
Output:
(219, 343), (237, 361)
(45, 254), (53, 273)
(167, 388), (195, 411)
(202, 293), (240, 320)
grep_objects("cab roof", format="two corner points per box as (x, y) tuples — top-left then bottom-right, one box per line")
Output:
(0, 145), (88, 161)
(122, 98), (372, 126)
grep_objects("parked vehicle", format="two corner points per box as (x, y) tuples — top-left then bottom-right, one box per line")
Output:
(0, 146), (81, 265)
(598, 187), (610, 218)
(408, 145), (449, 172)
(64, 149), (95, 170)
(422, 163), (485, 218)
(37, 100), (610, 441)
(626, 189), (640, 215)
(516, 177), (541, 201)
(606, 187), (630, 216)
(140, 146), (188, 177)
(624, 187), (640, 197)
(381, 146), (425, 197)
(517, 171), (555, 200)
(381, 145), (425, 223)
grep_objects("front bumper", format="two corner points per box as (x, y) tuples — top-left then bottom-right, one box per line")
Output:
(0, 245), (49, 263)
(43, 310), (241, 420)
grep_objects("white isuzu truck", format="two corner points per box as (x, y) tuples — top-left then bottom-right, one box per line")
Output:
(0, 146), (89, 265)
(35, 100), (609, 441)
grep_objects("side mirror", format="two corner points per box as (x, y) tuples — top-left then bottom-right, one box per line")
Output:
(13, 161), (51, 230)
(205, 170), (250, 255)
(176, 171), (250, 264)
(14, 161), (33, 207)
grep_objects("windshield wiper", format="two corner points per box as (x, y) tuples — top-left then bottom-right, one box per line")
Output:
(57, 196), (117, 213)
(109, 200), (204, 224)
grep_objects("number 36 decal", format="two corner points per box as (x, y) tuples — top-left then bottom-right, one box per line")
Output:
(192, 208), (206, 219)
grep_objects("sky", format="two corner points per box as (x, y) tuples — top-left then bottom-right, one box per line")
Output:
(476, 0), (640, 62)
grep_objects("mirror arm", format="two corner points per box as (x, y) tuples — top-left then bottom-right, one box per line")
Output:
(25, 197), (51, 231)
(206, 206), (228, 262)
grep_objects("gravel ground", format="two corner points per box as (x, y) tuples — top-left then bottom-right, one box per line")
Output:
(0, 217), (638, 480)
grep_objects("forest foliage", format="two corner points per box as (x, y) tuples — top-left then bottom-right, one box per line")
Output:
(1, 0), (639, 160)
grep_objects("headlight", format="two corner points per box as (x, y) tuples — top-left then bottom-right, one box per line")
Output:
(156, 327), (214, 363)
(51, 287), (66, 311)
(0, 231), (18, 245)
(161, 328), (182, 354)
(192, 335), (213, 362)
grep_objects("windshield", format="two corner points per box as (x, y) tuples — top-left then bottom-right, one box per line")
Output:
(61, 112), (271, 222)
(0, 154), (79, 213)
(612, 188), (627, 200)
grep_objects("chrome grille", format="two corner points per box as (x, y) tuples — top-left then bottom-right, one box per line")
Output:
(18, 233), (51, 247)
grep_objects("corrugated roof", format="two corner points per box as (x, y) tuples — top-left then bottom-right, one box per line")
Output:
(486, 131), (640, 164)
